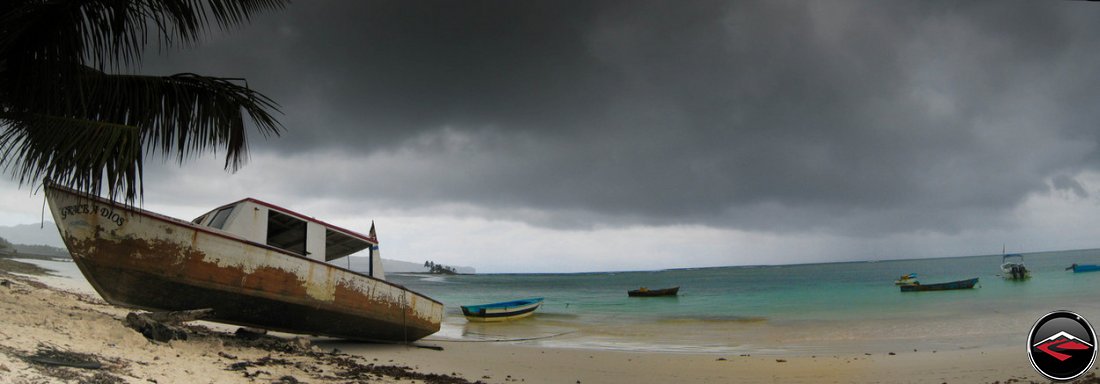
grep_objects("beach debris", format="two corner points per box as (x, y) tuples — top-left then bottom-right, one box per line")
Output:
(123, 308), (213, 342)
(227, 355), (291, 373)
(295, 336), (312, 350)
(242, 370), (270, 378)
(145, 308), (214, 323)
(775, 359), (786, 363)
(24, 345), (102, 369)
(1, 278), (11, 288)
(416, 344), (445, 351)
(124, 313), (188, 342)
(716, 357), (727, 361)
(888, 352), (896, 356)
(86, 372), (126, 384)
(236, 326), (269, 339)
(217, 351), (238, 360)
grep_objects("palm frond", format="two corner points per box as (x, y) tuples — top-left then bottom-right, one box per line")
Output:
(2, 67), (282, 194)
(0, 114), (143, 202)
(0, 0), (289, 70)
(0, 0), (288, 203)
(17, 67), (282, 170)
(125, 72), (283, 170)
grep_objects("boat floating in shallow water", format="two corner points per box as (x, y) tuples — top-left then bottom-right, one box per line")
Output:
(1000, 253), (1030, 280)
(461, 298), (544, 322)
(899, 277), (979, 292)
(627, 286), (680, 297)
(1069, 264), (1100, 273)
(45, 182), (443, 342)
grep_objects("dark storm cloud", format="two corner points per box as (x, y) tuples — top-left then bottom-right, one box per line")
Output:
(141, 1), (1100, 236)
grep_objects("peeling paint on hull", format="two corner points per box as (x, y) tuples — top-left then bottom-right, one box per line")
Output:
(45, 185), (443, 342)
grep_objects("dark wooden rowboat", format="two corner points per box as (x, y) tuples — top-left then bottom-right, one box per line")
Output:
(628, 286), (679, 297)
(899, 277), (979, 292)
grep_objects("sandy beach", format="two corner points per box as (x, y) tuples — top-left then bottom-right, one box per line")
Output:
(0, 258), (1076, 384)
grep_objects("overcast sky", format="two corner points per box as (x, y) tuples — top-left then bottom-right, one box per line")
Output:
(5, 0), (1100, 272)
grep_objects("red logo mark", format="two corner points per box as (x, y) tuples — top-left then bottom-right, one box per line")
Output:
(1034, 331), (1094, 362)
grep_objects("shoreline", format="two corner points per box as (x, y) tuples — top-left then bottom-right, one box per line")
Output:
(0, 258), (1063, 383)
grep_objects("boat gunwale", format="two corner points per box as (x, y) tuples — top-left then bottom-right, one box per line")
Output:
(460, 298), (544, 312)
(44, 183), (444, 307)
(461, 298), (543, 319)
(898, 277), (979, 292)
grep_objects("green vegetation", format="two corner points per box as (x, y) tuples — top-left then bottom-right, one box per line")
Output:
(423, 261), (458, 275)
(0, 235), (68, 259)
(0, 0), (287, 203)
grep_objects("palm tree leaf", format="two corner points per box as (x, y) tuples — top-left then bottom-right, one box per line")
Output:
(4, 66), (282, 184)
(0, 113), (144, 202)
(0, 0), (289, 70)
(0, 0), (288, 203)
(78, 69), (281, 171)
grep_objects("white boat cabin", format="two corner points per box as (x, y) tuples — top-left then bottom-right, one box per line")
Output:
(190, 198), (385, 280)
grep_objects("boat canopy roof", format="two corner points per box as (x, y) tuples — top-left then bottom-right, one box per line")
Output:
(193, 198), (377, 262)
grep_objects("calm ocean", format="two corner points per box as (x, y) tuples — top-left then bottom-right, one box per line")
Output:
(389, 249), (1100, 354)
(20, 249), (1100, 354)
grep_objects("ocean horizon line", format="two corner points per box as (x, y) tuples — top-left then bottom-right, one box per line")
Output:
(391, 246), (1100, 276)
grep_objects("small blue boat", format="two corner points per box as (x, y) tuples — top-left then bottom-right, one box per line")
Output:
(1069, 264), (1100, 273)
(461, 298), (544, 322)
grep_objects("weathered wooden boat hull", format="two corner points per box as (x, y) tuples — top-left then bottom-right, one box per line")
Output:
(627, 286), (679, 297)
(461, 298), (543, 322)
(899, 278), (979, 292)
(46, 185), (443, 342)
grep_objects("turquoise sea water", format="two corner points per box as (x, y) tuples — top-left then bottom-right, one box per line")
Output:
(389, 249), (1100, 354)
(20, 249), (1100, 354)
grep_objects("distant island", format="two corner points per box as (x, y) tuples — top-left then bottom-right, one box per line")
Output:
(423, 261), (457, 275)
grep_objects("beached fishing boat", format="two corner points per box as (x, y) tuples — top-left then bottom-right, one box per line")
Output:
(894, 273), (919, 285)
(45, 182), (444, 342)
(461, 298), (544, 322)
(899, 277), (979, 292)
(1068, 264), (1100, 273)
(1000, 254), (1030, 280)
(627, 286), (679, 297)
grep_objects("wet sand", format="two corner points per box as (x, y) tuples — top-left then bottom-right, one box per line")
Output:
(0, 258), (1068, 383)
